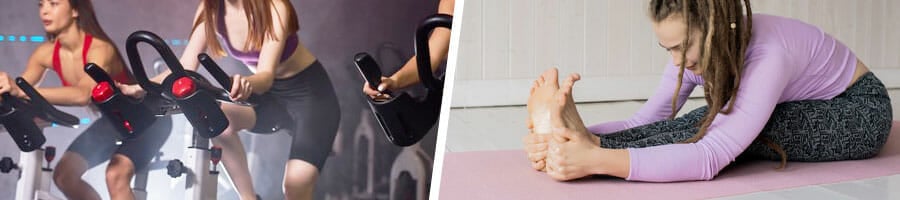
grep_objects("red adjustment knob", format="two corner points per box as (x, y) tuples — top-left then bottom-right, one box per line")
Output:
(172, 77), (197, 98)
(123, 120), (134, 133)
(91, 82), (115, 102)
(44, 146), (56, 163)
(210, 146), (223, 166)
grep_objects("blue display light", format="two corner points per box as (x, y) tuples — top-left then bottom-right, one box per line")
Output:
(30, 35), (45, 43)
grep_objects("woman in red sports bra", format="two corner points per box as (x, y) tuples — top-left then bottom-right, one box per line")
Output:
(0, 1), (173, 199)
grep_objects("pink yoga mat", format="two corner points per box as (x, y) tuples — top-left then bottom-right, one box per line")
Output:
(438, 121), (900, 199)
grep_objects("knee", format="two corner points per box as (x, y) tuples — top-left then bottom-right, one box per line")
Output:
(53, 167), (81, 189)
(222, 104), (256, 131)
(283, 161), (318, 196)
(105, 155), (135, 185)
(283, 173), (316, 192)
(53, 158), (85, 189)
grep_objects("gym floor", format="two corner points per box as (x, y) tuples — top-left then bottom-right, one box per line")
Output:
(445, 89), (900, 199)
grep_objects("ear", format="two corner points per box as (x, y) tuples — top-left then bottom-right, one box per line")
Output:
(71, 7), (79, 19)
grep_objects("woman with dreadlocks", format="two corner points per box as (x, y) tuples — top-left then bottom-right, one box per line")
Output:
(523, 0), (892, 182)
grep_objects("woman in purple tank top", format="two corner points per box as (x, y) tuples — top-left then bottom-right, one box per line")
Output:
(121, 0), (341, 199)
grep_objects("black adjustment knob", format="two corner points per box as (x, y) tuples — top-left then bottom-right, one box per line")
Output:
(166, 159), (184, 178)
(0, 157), (16, 173)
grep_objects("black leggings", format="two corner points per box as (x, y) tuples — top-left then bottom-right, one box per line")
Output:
(66, 115), (173, 171)
(598, 72), (893, 162)
(250, 61), (341, 170)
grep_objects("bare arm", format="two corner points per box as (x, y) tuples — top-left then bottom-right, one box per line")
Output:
(148, 1), (209, 84)
(387, 0), (454, 89)
(37, 40), (121, 106)
(363, 0), (455, 99)
(1, 44), (53, 98)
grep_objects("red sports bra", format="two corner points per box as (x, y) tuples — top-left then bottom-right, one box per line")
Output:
(52, 34), (131, 86)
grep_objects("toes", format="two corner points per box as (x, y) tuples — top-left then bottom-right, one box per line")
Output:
(561, 73), (580, 96)
(540, 68), (559, 89)
(563, 73), (580, 88)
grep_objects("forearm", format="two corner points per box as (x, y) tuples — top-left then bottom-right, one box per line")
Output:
(36, 87), (91, 106)
(246, 72), (274, 94)
(149, 70), (172, 84)
(389, 28), (451, 89)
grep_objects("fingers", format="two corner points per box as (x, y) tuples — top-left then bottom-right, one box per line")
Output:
(362, 82), (380, 96)
(527, 150), (546, 163)
(531, 160), (546, 171)
(230, 74), (242, 98)
(0, 73), (10, 94)
(525, 143), (548, 154)
(363, 77), (393, 100)
(240, 78), (252, 100)
(545, 154), (572, 181)
(229, 74), (252, 101)
(552, 127), (574, 143)
(116, 83), (147, 99)
(522, 133), (547, 144)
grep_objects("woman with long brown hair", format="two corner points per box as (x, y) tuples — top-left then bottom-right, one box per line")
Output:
(0, 0), (173, 199)
(523, 0), (892, 182)
(120, 0), (340, 199)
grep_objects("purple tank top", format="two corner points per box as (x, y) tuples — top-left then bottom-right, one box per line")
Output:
(215, 3), (299, 66)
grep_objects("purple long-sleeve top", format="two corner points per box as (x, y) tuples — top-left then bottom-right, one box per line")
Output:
(587, 14), (858, 182)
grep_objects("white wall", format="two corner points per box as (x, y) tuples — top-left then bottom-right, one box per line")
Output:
(451, 0), (900, 107)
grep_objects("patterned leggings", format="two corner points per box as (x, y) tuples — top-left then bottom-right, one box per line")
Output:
(598, 72), (893, 161)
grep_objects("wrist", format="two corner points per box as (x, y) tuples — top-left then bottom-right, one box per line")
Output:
(591, 148), (630, 178)
(387, 74), (408, 90)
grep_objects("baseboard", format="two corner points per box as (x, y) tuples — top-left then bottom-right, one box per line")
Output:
(450, 68), (900, 108)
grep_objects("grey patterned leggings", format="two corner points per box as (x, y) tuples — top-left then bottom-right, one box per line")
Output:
(598, 72), (893, 161)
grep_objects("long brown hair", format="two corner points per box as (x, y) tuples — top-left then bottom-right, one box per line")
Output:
(193, 0), (300, 57)
(649, 0), (787, 168)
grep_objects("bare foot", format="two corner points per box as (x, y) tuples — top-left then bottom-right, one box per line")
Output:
(527, 68), (560, 135)
(553, 73), (599, 145)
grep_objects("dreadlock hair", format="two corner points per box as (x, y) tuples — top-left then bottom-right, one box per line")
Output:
(649, 0), (788, 169)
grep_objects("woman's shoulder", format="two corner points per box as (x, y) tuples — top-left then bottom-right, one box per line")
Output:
(28, 42), (56, 66)
(86, 38), (118, 58)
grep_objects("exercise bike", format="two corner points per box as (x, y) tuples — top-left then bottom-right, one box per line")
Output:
(0, 78), (80, 200)
(124, 30), (275, 200)
(354, 14), (451, 200)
